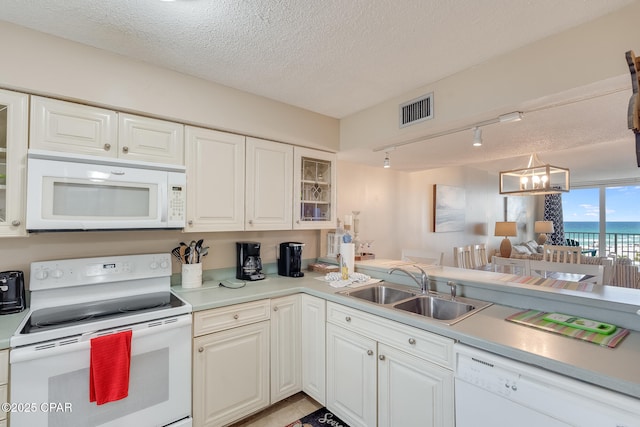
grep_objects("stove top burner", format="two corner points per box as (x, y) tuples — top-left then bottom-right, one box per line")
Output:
(22, 292), (183, 334)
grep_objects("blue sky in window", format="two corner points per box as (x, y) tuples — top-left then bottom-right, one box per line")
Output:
(562, 186), (640, 222)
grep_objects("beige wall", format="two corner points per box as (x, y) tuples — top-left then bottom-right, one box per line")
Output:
(0, 21), (339, 151)
(340, 1), (640, 151)
(335, 161), (536, 265)
(0, 21), (335, 286)
(1, 229), (319, 287)
(0, 16), (555, 280)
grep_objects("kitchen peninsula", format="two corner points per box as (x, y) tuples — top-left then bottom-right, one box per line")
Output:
(166, 260), (640, 426)
(3, 261), (639, 426)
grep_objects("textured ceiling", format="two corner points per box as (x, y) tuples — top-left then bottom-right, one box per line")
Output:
(0, 0), (634, 118)
(0, 0), (638, 181)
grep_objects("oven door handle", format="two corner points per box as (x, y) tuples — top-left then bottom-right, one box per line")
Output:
(11, 315), (191, 364)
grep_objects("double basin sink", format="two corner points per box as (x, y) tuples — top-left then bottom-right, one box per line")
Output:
(337, 283), (491, 325)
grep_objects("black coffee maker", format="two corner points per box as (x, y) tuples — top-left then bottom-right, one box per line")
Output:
(236, 242), (265, 281)
(278, 242), (305, 277)
(0, 270), (26, 314)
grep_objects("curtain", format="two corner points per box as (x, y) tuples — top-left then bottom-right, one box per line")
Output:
(543, 192), (565, 245)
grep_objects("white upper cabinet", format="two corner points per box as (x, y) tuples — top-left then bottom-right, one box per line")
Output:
(30, 96), (118, 157)
(118, 113), (184, 165)
(0, 89), (29, 237)
(245, 137), (293, 231)
(30, 96), (184, 165)
(293, 146), (337, 229)
(184, 126), (245, 232)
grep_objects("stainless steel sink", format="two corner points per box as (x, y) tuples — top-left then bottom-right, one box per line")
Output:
(337, 283), (491, 325)
(343, 285), (416, 304)
(393, 296), (476, 321)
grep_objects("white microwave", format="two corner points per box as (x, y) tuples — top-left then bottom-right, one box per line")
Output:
(26, 150), (186, 231)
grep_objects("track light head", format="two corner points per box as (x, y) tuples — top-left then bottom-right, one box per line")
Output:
(383, 152), (390, 168)
(472, 127), (483, 147)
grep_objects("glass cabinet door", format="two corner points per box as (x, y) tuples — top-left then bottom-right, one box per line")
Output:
(293, 147), (337, 229)
(0, 89), (29, 236)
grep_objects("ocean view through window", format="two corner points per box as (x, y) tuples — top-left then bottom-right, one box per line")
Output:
(563, 186), (640, 264)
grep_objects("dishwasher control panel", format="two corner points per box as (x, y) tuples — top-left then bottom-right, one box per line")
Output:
(456, 353), (521, 398)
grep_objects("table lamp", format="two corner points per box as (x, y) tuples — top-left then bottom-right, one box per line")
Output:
(534, 221), (554, 245)
(495, 221), (518, 258)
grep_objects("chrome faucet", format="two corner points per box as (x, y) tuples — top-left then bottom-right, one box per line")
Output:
(388, 266), (431, 293)
(447, 281), (457, 300)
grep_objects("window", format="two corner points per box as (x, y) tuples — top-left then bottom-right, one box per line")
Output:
(562, 185), (640, 263)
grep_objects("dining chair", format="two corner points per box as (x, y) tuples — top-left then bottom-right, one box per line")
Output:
(401, 249), (444, 266)
(529, 260), (604, 285)
(543, 244), (582, 264)
(453, 246), (473, 269)
(611, 264), (640, 288)
(491, 256), (530, 275)
(472, 244), (489, 268)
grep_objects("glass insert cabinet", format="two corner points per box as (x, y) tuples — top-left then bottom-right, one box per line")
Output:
(293, 147), (337, 229)
(0, 89), (29, 237)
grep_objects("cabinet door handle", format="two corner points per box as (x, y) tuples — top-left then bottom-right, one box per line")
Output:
(379, 355), (386, 361)
(188, 220), (193, 226)
(248, 220), (253, 225)
(11, 220), (20, 227)
(198, 347), (204, 353)
(367, 350), (373, 356)
(104, 143), (111, 151)
(122, 146), (129, 153)
(233, 314), (239, 320)
(273, 306), (279, 312)
(408, 338), (416, 345)
(345, 316), (351, 322)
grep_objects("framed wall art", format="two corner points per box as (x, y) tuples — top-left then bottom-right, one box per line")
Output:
(433, 184), (465, 232)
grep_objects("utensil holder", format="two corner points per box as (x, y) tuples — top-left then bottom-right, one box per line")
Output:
(181, 263), (203, 289)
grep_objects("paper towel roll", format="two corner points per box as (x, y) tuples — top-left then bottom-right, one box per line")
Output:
(340, 243), (355, 276)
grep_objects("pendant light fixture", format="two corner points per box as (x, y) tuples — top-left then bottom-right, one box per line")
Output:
(383, 152), (391, 168)
(499, 153), (569, 195)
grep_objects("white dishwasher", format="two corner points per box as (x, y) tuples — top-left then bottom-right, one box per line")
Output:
(454, 344), (640, 427)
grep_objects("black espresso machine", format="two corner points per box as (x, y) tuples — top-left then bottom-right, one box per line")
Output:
(278, 242), (305, 277)
(0, 270), (26, 314)
(236, 241), (265, 281)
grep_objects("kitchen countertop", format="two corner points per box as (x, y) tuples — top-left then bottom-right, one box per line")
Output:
(172, 268), (640, 400)
(2, 264), (639, 400)
(0, 311), (28, 350)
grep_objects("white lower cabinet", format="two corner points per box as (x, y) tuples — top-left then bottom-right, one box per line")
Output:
(193, 296), (307, 427)
(378, 343), (454, 427)
(193, 301), (271, 427)
(270, 295), (302, 404)
(1, 349), (7, 427)
(327, 324), (377, 427)
(326, 302), (455, 427)
(301, 294), (326, 405)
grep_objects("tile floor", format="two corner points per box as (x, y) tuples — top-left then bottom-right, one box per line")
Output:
(229, 392), (323, 427)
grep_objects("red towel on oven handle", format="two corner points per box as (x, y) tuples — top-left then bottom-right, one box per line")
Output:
(89, 329), (133, 405)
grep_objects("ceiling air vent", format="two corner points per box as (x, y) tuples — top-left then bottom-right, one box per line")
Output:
(399, 93), (433, 128)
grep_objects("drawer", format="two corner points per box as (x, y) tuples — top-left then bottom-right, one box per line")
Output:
(0, 350), (7, 384)
(327, 302), (454, 369)
(194, 300), (271, 336)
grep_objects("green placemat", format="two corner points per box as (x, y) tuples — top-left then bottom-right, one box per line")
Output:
(506, 309), (629, 348)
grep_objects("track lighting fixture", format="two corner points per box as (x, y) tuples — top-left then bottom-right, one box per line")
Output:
(374, 111), (524, 153)
(472, 127), (483, 147)
(383, 152), (390, 168)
